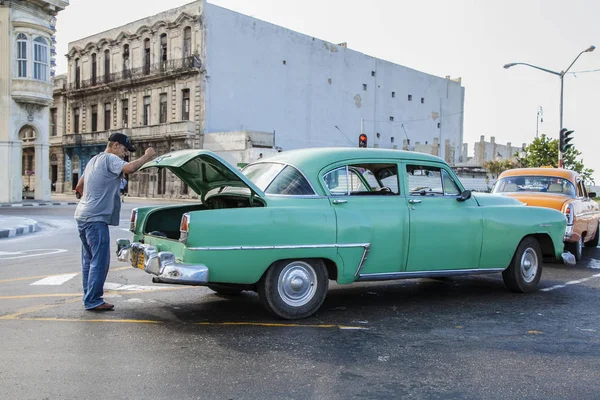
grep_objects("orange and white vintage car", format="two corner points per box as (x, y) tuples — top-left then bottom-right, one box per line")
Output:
(493, 168), (600, 262)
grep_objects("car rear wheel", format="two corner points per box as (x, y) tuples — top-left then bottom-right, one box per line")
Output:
(568, 237), (583, 261)
(502, 237), (542, 293)
(584, 223), (600, 248)
(258, 259), (329, 320)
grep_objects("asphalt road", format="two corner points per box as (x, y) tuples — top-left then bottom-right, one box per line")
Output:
(1, 202), (599, 400)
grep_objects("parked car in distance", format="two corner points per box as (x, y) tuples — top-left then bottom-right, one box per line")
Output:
(117, 148), (571, 320)
(493, 168), (600, 262)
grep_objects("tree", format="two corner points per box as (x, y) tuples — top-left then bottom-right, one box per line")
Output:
(484, 159), (516, 179)
(518, 134), (595, 185)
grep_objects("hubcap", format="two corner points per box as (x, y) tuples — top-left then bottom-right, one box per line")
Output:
(278, 261), (318, 307)
(520, 248), (538, 283)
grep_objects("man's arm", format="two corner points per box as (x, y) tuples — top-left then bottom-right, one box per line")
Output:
(123, 148), (156, 175)
(75, 176), (84, 193)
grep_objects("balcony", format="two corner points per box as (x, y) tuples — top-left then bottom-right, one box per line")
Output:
(62, 121), (197, 147)
(12, 79), (53, 106)
(67, 56), (202, 92)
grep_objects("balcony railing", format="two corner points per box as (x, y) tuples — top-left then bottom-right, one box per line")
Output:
(68, 56), (201, 91)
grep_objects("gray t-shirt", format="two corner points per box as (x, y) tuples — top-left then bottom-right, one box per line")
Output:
(74, 152), (128, 226)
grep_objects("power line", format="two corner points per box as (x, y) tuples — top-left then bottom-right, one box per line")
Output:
(568, 68), (600, 74)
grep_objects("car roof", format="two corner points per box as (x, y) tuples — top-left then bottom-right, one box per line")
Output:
(254, 147), (444, 175)
(498, 168), (578, 181)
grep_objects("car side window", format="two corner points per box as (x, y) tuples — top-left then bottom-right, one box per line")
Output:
(265, 165), (315, 195)
(577, 181), (587, 198)
(323, 167), (351, 196)
(442, 169), (460, 195)
(323, 164), (400, 196)
(406, 164), (444, 196)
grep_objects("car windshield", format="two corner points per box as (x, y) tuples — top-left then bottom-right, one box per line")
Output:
(492, 175), (576, 197)
(242, 162), (315, 195)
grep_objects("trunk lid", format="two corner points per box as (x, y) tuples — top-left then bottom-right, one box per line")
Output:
(140, 150), (265, 200)
(502, 192), (571, 211)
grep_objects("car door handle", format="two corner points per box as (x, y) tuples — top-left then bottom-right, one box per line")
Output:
(332, 199), (348, 204)
(408, 199), (422, 204)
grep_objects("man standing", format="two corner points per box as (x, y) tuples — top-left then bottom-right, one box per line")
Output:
(74, 133), (156, 311)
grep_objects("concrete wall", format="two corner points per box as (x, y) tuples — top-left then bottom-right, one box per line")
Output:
(203, 3), (465, 163)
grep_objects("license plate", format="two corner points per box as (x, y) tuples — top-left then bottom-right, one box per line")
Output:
(136, 253), (145, 270)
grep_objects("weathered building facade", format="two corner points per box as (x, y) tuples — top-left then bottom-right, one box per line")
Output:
(55, 0), (465, 198)
(0, 0), (69, 203)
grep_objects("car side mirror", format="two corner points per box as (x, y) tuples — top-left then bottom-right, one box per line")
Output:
(457, 190), (472, 202)
(588, 192), (596, 199)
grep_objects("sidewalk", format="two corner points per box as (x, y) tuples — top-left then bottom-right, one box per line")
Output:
(0, 217), (38, 239)
(0, 193), (78, 208)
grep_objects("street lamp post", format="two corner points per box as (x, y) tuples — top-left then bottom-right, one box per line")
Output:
(503, 45), (595, 168)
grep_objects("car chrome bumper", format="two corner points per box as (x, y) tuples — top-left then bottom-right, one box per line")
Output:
(116, 239), (209, 285)
(561, 252), (576, 267)
(563, 225), (581, 243)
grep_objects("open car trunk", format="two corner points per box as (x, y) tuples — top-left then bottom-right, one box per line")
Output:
(138, 150), (267, 241)
(142, 193), (265, 241)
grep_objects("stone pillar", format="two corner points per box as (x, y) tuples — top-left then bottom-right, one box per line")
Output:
(34, 142), (51, 200)
(0, 140), (23, 203)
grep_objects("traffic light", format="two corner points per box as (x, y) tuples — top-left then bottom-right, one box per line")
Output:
(559, 128), (574, 153)
(358, 133), (368, 148)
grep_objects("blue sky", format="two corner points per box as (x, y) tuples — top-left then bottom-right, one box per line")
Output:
(54, 0), (600, 180)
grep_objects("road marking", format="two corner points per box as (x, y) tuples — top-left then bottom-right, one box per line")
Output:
(3, 317), (162, 324)
(0, 303), (63, 320)
(0, 267), (134, 284)
(104, 282), (180, 291)
(0, 249), (68, 260)
(541, 273), (600, 292)
(0, 293), (81, 300)
(30, 273), (78, 286)
(195, 321), (369, 330)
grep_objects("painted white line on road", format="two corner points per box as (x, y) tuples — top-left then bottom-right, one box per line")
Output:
(30, 273), (78, 286)
(104, 282), (177, 291)
(540, 273), (600, 292)
(0, 249), (68, 260)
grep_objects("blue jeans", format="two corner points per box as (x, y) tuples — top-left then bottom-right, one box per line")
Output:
(77, 221), (111, 309)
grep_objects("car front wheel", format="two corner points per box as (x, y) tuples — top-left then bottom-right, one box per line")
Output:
(568, 237), (583, 261)
(258, 259), (329, 320)
(502, 237), (542, 293)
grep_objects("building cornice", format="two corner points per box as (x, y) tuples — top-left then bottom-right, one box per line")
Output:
(12, 21), (54, 36)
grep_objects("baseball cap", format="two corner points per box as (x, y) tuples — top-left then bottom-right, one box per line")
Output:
(108, 132), (136, 152)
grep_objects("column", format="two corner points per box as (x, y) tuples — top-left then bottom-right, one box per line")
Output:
(34, 142), (51, 200)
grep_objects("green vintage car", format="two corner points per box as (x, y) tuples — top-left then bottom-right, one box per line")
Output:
(117, 148), (572, 319)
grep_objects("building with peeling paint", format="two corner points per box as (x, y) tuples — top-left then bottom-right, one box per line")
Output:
(0, 0), (69, 203)
(53, 0), (465, 198)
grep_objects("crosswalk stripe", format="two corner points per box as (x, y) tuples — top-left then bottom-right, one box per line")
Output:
(30, 273), (78, 286)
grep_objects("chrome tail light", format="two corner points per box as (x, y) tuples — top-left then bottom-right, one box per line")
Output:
(564, 204), (574, 226)
(130, 208), (138, 232)
(179, 213), (190, 243)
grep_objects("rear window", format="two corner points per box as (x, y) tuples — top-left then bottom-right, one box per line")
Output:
(492, 175), (576, 197)
(242, 163), (315, 196)
(265, 166), (315, 195)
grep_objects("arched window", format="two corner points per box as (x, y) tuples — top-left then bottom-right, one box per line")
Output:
(183, 27), (191, 58)
(104, 49), (111, 82)
(17, 33), (27, 78)
(33, 37), (48, 81)
(91, 53), (97, 85)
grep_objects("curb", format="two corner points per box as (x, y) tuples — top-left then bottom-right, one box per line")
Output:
(0, 219), (39, 239)
(0, 202), (77, 207)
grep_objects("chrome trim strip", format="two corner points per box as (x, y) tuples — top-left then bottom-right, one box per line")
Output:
(354, 244), (371, 277)
(357, 268), (505, 281)
(188, 243), (370, 251)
